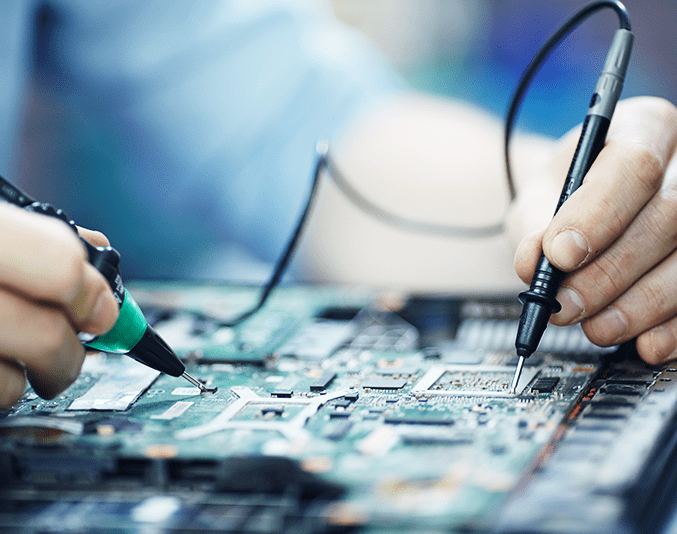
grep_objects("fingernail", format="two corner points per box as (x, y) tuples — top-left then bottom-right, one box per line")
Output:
(593, 306), (628, 344)
(650, 326), (677, 362)
(553, 287), (584, 325)
(550, 230), (589, 270)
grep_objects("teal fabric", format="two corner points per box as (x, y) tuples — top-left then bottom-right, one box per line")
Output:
(0, 1), (406, 280)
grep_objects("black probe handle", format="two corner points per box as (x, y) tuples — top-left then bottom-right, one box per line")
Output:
(516, 114), (610, 357)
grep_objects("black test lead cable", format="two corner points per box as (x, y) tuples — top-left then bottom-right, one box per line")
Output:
(216, 137), (507, 329)
(86, 3), (632, 337)
(508, 1), (633, 393)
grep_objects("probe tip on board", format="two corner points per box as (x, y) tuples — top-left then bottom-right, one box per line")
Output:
(181, 372), (217, 394)
(509, 355), (526, 394)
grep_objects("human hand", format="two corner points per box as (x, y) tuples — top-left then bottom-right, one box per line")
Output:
(0, 203), (119, 408)
(513, 96), (677, 365)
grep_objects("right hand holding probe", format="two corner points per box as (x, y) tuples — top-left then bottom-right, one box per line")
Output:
(514, 95), (677, 367)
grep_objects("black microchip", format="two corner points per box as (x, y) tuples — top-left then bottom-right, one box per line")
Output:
(83, 417), (143, 435)
(605, 370), (656, 385)
(328, 411), (351, 419)
(400, 433), (473, 445)
(376, 366), (419, 376)
(317, 307), (361, 321)
(600, 383), (646, 396)
(309, 372), (337, 392)
(531, 377), (560, 394)
(582, 404), (632, 420)
(588, 392), (638, 406)
(361, 377), (408, 390)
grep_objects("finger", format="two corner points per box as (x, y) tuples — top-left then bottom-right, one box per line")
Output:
(543, 98), (677, 272)
(0, 359), (27, 408)
(0, 204), (117, 334)
(0, 286), (86, 399)
(552, 149), (677, 326)
(0, 203), (86, 300)
(67, 262), (119, 335)
(580, 247), (677, 348)
(77, 226), (110, 247)
(543, 139), (664, 271)
(636, 317), (677, 365)
(514, 229), (545, 284)
(636, 316), (677, 366)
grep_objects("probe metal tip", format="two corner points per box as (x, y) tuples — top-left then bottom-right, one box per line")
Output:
(181, 372), (218, 394)
(509, 355), (526, 394)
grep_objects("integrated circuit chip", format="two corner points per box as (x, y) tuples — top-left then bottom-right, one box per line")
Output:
(361, 377), (408, 390)
(309, 371), (337, 392)
(412, 365), (539, 397)
(531, 377), (560, 394)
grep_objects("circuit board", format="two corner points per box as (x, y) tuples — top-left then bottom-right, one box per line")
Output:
(1, 282), (676, 534)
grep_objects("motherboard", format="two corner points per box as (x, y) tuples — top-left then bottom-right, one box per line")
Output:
(1, 282), (677, 534)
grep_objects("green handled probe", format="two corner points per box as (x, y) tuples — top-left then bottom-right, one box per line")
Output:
(0, 175), (215, 394)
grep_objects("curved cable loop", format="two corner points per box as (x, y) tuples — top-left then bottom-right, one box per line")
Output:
(221, 1), (631, 326)
(504, 0), (631, 201)
(323, 150), (505, 239)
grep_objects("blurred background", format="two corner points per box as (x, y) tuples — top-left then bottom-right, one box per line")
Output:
(15, 0), (677, 284)
(330, 0), (677, 138)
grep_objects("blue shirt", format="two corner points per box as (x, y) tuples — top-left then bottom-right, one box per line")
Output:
(0, 1), (405, 280)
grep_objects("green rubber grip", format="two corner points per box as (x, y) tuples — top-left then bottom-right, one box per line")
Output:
(85, 292), (147, 354)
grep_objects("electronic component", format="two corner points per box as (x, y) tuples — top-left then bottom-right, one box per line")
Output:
(531, 377), (560, 394)
(412, 364), (540, 397)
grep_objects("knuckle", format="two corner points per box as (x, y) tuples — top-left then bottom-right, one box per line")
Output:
(44, 237), (87, 299)
(646, 97), (677, 124)
(36, 309), (73, 358)
(648, 197), (677, 248)
(582, 256), (626, 306)
(594, 195), (628, 247)
(620, 140), (665, 194)
(636, 283), (668, 312)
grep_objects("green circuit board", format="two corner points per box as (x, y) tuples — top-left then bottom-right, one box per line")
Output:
(0, 282), (668, 534)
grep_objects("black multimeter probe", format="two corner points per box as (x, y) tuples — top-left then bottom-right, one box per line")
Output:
(0, 175), (216, 394)
(508, 1), (633, 393)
